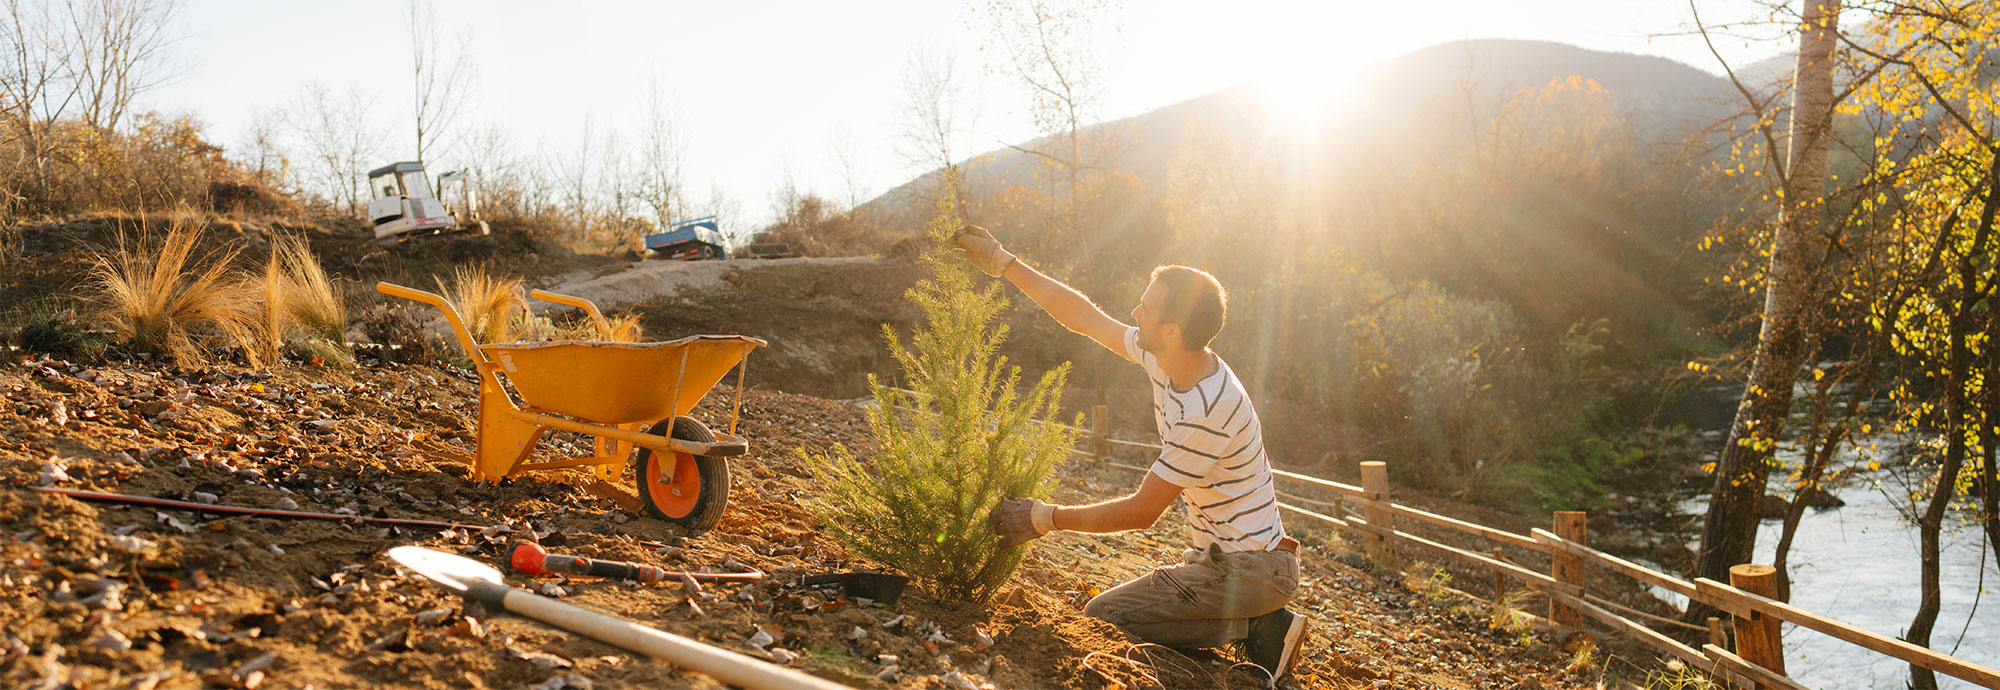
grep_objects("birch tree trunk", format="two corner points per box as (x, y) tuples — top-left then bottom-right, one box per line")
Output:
(1693, 0), (1841, 586)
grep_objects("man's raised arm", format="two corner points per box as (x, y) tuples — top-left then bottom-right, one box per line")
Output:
(952, 225), (1131, 359)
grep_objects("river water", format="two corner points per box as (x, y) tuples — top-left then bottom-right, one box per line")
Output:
(1679, 468), (1997, 689)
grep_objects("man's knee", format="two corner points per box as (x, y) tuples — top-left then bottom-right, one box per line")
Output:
(1082, 590), (1117, 621)
(1083, 585), (1144, 624)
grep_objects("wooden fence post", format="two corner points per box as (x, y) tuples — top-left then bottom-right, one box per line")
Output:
(1489, 547), (1508, 602)
(1550, 511), (1587, 629)
(1729, 564), (1787, 683)
(1359, 461), (1395, 568)
(1090, 404), (1109, 461)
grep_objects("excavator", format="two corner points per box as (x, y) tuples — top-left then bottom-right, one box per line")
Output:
(367, 161), (491, 245)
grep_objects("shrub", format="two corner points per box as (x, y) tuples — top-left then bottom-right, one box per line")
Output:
(87, 217), (256, 366)
(359, 303), (438, 364)
(435, 266), (526, 344)
(805, 169), (1077, 602)
(12, 304), (110, 361)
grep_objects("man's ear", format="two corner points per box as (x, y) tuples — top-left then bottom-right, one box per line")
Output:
(1161, 323), (1182, 349)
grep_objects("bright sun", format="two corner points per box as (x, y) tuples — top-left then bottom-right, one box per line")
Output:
(1233, 2), (1388, 133)
(1252, 59), (1365, 134)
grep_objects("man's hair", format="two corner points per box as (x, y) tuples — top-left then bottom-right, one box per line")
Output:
(1149, 265), (1227, 350)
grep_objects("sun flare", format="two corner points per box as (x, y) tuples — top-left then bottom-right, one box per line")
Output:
(1253, 62), (1362, 132)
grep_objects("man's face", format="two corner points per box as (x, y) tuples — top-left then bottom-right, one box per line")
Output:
(1130, 279), (1178, 354)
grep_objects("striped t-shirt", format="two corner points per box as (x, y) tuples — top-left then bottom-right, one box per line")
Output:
(1123, 328), (1287, 553)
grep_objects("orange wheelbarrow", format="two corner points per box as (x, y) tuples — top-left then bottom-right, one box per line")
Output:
(376, 282), (766, 531)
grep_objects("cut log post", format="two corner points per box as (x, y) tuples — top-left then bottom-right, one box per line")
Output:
(1708, 616), (1726, 650)
(1090, 405), (1109, 461)
(1490, 547), (1507, 602)
(1359, 461), (1395, 568)
(1550, 511), (1587, 628)
(1729, 564), (1787, 684)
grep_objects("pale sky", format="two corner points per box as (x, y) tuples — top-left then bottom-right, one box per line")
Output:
(145, 0), (1782, 229)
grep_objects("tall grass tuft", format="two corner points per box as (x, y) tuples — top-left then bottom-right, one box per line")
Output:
(89, 218), (256, 366)
(251, 248), (288, 365)
(520, 309), (644, 343)
(602, 312), (644, 342)
(250, 233), (349, 366)
(276, 234), (345, 345)
(437, 266), (526, 344)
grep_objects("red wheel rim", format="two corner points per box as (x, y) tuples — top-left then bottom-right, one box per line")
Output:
(644, 451), (701, 518)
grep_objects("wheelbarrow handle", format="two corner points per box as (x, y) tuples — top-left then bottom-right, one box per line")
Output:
(375, 281), (482, 363)
(528, 289), (611, 340)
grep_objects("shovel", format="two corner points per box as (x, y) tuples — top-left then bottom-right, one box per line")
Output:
(388, 546), (851, 690)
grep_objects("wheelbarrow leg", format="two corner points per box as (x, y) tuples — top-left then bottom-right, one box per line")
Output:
(591, 424), (641, 483)
(580, 424), (645, 512)
(478, 380), (544, 481)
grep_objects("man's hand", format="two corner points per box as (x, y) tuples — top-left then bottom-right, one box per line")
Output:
(951, 224), (1017, 277)
(990, 497), (1057, 548)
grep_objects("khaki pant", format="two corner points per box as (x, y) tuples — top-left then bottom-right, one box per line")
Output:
(1082, 545), (1300, 648)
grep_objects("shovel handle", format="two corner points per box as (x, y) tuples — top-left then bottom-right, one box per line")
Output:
(489, 585), (854, 690)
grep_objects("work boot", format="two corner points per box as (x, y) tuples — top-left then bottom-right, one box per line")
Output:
(1244, 608), (1308, 688)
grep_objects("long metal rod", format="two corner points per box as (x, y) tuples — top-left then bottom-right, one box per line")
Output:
(504, 408), (745, 456)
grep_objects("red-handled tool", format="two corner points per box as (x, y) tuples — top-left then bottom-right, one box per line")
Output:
(512, 543), (670, 584)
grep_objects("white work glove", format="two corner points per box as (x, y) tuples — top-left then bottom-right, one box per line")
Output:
(951, 224), (1017, 277)
(991, 497), (1058, 549)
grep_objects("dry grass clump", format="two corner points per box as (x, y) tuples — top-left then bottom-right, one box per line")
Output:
(88, 218), (257, 366)
(249, 233), (350, 366)
(83, 215), (352, 368)
(276, 234), (345, 344)
(602, 313), (644, 342)
(436, 266), (527, 344)
(517, 309), (644, 343)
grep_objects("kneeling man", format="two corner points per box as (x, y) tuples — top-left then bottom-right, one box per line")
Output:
(954, 225), (1309, 687)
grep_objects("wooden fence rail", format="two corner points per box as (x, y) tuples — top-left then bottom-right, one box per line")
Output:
(1062, 406), (2000, 690)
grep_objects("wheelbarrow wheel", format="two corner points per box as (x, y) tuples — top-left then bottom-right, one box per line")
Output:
(635, 416), (729, 531)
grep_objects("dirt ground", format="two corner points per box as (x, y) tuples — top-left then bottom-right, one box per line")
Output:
(0, 346), (1618, 690)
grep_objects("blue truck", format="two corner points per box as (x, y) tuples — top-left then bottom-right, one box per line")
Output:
(644, 216), (729, 260)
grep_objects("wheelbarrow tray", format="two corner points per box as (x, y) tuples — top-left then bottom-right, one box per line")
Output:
(479, 335), (761, 426)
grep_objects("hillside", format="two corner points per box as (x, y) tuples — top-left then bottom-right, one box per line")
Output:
(863, 39), (1741, 229)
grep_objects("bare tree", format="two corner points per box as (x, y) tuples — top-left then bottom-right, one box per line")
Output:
(598, 124), (641, 245)
(237, 105), (289, 187)
(705, 185), (744, 248)
(830, 123), (866, 209)
(66, 0), (182, 131)
(1, 0), (78, 203)
(292, 81), (380, 217)
(408, 0), (471, 164)
(559, 113), (595, 237)
(976, 0), (1118, 238)
(461, 122), (519, 215)
(637, 75), (686, 232)
(897, 44), (974, 207)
